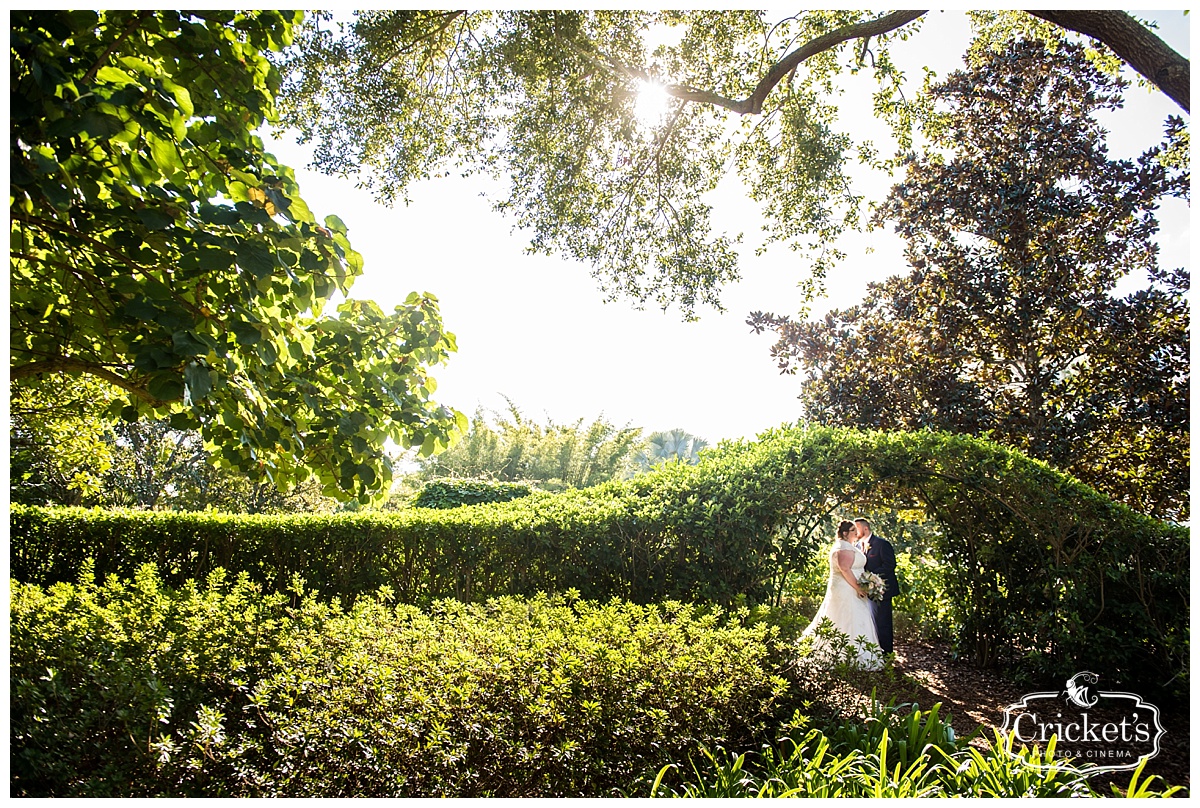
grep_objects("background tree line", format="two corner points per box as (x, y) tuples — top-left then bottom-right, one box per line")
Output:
(13, 389), (710, 512)
(749, 40), (1188, 520)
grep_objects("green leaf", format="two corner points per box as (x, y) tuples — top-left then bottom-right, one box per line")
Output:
(163, 78), (194, 118)
(228, 181), (251, 203)
(147, 133), (181, 173)
(230, 320), (262, 345)
(197, 248), (235, 272)
(79, 109), (126, 139)
(124, 298), (161, 322)
(236, 241), (275, 278)
(255, 341), (279, 365)
(94, 65), (138, 86)
(172, 330), (208, 356)
(199, 204), (241, 226)
(184, 362), (213, 400)
(147, 372), (184, 402)
(136, 208), (174, 230)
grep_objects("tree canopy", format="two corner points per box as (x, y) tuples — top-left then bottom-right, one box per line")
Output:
(276, 10), (1188, 318)
(750, 41), (1189, 520)
(10, 11), (466, 502)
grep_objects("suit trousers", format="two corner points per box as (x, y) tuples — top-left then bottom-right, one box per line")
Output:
(870, 597), (894, 655)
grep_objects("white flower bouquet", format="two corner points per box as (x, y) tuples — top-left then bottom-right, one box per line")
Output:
(858, 571), (887, 602)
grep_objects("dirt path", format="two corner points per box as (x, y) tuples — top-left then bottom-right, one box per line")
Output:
(888, 636), (1189, 794)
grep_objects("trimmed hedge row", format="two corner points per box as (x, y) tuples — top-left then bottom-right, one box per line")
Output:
(11, 566), (788, 796)
(412, 479), (534, 509)
(10, 463), (775, 605)
(10, 424), (1188, 691)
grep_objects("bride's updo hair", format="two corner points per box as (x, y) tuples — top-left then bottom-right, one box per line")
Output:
(836, 520), (856, 540)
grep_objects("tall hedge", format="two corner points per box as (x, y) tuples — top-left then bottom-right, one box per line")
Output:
(10, 424), (1188, 690)
(412, 479), (534, 509)
(10, 463), (779, 606)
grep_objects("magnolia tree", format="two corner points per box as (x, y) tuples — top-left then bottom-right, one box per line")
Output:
(750, 41), (1189, 520)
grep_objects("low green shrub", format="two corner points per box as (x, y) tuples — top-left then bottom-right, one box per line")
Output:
(11, 565), (789, 796)
(412, 479), (533, 509)
(821, 696), (965, 771)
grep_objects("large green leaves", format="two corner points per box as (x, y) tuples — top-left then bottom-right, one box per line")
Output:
(10, 11), (463, 501)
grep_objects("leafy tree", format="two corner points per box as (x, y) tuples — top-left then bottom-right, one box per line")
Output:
(275, 11), (1187, 318)
(97, 420), (340, 513)
(98, 420), (206, 510)
(12, 412), (339, 513)
(415, 400), (643, 489)
(10, 10), (466, 503)
(749, 41), (1189, 520)
(10, 377), (120, 506)
(632, 429), (710, 472)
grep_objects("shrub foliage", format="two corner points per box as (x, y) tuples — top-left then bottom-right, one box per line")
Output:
(11, 424), (1187, 690)
(412, 478), (533, 509)
(10, 565), (787, 797)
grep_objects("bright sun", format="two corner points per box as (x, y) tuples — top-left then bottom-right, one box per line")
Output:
(633, 79), (671, 126)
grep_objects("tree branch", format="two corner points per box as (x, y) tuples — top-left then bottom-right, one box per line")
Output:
(82, 11), (153, 85)
(12, 358), (170, 407)
(1026, 10), (1190, 113)
(737, 10), (928, 115)
(575, 11), (928, 116)
(593, 10), (1188, 119)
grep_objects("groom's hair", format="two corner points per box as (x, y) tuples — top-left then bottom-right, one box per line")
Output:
(854, 517), (871, 533)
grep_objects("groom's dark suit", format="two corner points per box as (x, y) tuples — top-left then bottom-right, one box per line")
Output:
(863, 534), (901, 655)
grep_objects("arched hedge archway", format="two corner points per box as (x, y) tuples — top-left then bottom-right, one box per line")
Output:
(686, 424), (1187, 694)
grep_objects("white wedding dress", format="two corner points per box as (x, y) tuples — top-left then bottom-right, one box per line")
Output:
(800, 538), (883, 670)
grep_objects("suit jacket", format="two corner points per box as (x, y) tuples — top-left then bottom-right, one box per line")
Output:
(863, 534), (901, 599)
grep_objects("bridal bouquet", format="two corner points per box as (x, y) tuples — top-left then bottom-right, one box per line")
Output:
(857, 571), (887, 602)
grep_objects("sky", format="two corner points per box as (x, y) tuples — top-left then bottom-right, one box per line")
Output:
(262, 10), (1191, 449)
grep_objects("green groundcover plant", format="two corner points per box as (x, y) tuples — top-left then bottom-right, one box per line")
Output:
(648, 698), (1186, 798)
(13, 564), (1185, 797)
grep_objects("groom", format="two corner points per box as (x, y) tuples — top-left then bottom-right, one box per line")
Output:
(855, 518), (901, 655)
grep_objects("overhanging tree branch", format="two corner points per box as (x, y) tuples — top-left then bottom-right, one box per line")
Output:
(12, 358), (169, 407)
(736, 10), (928, 114)
(574, 11), (928, 115)
(586, 10), (1189, 118)
(1027, 10), (1190, 113)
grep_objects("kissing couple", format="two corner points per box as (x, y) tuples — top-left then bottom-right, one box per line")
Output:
(799, 517), (901, 671)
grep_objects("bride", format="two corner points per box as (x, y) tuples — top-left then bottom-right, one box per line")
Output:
(799, 520), (884, 670)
